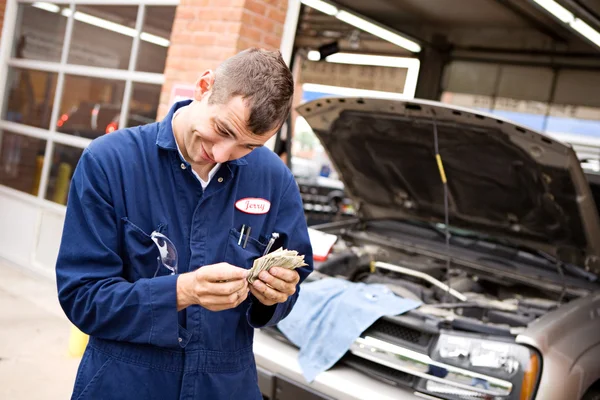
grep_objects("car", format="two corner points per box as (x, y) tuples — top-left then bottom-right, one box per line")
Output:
(57, 102), (155, 140)
(254, 97), (600, 400)
(289, 156), (356, 225)
(295, 173), (355, 226)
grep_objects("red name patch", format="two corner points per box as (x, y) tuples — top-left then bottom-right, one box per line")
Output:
(235, 198), (271, 214)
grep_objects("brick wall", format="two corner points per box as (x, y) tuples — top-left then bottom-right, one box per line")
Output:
(0, 0), (6, 42)
(158, 0), (289, 120)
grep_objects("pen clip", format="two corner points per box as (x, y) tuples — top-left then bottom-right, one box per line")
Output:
(263, 232), (279, 255)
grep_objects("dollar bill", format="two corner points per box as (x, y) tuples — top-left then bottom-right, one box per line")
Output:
(247, 247), (307, 284)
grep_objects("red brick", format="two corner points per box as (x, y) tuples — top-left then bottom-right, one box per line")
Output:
(170, 31), (193, 44)
(267, 7), (286, 24)
(175, 7), (197, 20)
(157, 104), (170, 121)
(241, 9), (254, 25)
(222, 8), (244, 21)
(263, 33), (281, 49)
(222, 22), (242, 35)
(246, 0), (267, 16)
(200, 8), (223, 21)
(180, 0), (210, 5)
(209, 0), (245, 6)
(190, 33), (218, 46)
(164, 57), (187, 71)
(264, 0), (286, 7)
(200, 8), (243, 22)
(169, 44), (208, 59)
(238, 38), (262, 52)
(197, 46), (237, 61)
(186, 20), (203, 32)
(159, 91), (171, 106)
(0, 0), (6, 40)
(273, 22), (284, 36)
(239, 25), (262, 43)
(215, 35), (239, 48)
(252, 15), (275, 32)
(163, 70), (200, 86)
(172, 18), (190, 33)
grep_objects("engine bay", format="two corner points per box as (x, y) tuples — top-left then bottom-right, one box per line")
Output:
(312, 219), (598, 336)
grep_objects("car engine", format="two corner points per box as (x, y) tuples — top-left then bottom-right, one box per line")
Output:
(314, 227), (587, 336)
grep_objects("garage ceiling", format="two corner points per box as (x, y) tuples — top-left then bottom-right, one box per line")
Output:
(295, 0), (600, 69)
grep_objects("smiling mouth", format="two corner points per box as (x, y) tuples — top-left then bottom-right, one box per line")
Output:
(201, 144), (216, 163)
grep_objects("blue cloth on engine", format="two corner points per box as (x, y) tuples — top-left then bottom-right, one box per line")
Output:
(277, 277), (421, 382)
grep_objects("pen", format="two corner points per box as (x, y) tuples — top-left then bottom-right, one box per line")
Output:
(238, 224), (246, 246)
(243, 226), (252, 248)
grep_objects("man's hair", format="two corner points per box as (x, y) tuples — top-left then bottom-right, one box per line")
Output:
(208, 48), (294, 135)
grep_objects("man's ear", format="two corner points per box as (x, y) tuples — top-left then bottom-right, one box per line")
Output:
(194, 70), (215, 100)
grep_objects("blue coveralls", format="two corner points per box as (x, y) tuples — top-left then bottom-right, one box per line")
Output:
(55, 100), (314, 400)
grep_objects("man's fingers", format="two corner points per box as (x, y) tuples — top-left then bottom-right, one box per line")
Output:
(207, 279), (247, 296)
(249, 286), (275, 306)
(201, 263), (247, 282)
(202, 288), (249, 307)
(258, 271), (294, 294)
(252, 279), (287, 303)
(269, 267), (299, 284)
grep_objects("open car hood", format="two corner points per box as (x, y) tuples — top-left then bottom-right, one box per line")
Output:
(297, 97), (600, 273)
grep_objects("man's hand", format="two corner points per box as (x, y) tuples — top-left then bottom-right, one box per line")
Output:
(250, 267), (300, 306)
(176, 263), (249, 311)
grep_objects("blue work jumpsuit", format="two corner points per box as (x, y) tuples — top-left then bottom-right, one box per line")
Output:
(55, 100), (314, 400)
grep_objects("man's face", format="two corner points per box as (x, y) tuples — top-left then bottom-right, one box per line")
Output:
(183, 90), (277, 166)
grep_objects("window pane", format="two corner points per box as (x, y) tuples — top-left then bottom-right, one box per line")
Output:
(68, 5), (138, 69)
(136, 6), (176, 73)
(0, 131), (46, 196)
(57, 75), (125, 140)
(3, 68), (58, 129)
(14, 3), (66, 62)
(45, 144), (84, 205)
(125, 83), (161, 129)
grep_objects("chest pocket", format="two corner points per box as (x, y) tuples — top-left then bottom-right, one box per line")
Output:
(121, 217), (167, 280)
(224, 228), (267, 270)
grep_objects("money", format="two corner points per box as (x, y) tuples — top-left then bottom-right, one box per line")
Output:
(247, 247), (307, 284)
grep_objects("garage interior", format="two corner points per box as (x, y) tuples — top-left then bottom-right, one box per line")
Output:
(291, 0), (600, 159)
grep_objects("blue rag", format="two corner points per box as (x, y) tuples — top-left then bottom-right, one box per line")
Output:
(277, 277), (421, 382)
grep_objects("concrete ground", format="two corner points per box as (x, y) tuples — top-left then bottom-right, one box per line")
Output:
(0, 261), (80, 400)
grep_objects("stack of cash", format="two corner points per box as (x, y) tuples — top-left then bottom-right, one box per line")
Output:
(247, 248), (307, 284)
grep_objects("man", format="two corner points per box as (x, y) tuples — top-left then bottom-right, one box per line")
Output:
(56, 48), (313, 399)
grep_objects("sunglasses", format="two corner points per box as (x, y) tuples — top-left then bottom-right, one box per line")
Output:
(150, 231), (178, 277)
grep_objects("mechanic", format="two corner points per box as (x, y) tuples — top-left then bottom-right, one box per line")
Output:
(55, 48), (314, 399)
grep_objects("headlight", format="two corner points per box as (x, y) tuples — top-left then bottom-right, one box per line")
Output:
(350, 333), (541, 400)
(423, 332), (541, 400)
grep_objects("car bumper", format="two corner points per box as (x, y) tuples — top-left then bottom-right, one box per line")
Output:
(253, 330), (426, 400)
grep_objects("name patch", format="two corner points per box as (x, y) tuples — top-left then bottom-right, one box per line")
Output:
(235, 198), (271, 214)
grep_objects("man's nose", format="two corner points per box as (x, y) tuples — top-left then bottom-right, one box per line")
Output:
(211, 140), (236, 163)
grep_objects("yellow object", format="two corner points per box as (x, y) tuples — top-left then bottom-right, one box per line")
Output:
(435, 154), (447, 184)
(53, 162), (72, 205)
(31, 155), (44, 196)
(520, 352), (540, 400)
(370, 261), (376, 273)
(68, 325), (89, 358)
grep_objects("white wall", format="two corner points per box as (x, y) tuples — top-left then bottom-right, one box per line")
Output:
(0, 188), (65, 279)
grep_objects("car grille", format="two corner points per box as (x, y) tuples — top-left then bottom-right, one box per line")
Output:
(362, 318), (433, 351)
(342, 354), (416, 387)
